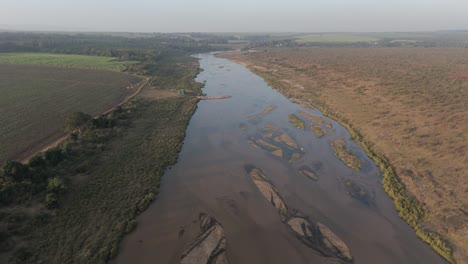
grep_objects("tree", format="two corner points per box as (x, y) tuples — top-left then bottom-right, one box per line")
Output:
(45, 193), (58, 209)
(44, 148), (64, 166)
(2, 161), (29, 182)
(47, 177), (66, 193)
(63, 112), (92, 134)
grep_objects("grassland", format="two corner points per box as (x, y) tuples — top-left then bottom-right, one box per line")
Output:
(295, 34), (379, 44)
(0, 52), (203, 263)
(223, 48), (468, 263)
(0, 64), (144, 167)
(0, 53), (137, 71)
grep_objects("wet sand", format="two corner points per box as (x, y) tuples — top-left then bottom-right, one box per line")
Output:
(115, 53), (446, 264)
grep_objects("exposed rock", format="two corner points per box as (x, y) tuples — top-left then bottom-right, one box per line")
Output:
(255, 138), (281, 152)
(248, 167), (288, 220)
(271, 149), (284, 158)
(181, 213), (228, 264)
(287, 217), (315, 238)
(262, 124), (277, 138)
(246, 105), (277, 121)
(332, 138), (361, 171)
(288, 152), (301, 163)
(299, 110), (323, 124)
(344, 179), (374, 206)
(249, 128), (303, 162)
(274, 132), (299, 150)
(288, 113), (306, 130)
(317, 223), (353, 262)
(246, 165), (353, 263)
(299, 166), (319, 181)
(311, 124), (326, 138)
(286, 216), (353, 263)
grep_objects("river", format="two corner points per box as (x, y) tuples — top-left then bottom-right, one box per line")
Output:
(115, 53), (446, 264)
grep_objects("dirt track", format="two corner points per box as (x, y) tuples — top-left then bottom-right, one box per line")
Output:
(16, 75), (150, 164)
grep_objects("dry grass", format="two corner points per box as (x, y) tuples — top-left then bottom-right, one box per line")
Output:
(223, 47), (468, 263)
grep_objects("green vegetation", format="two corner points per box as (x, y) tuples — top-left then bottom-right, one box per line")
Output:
(331, 137), (362, 171)
(0, 97), (199, 263)
(0, 53), (137, 71)
(63, 112), (92, 133)
(0, 32), (207, 263)
(296, 34), (379, 44)
(288, 113), (306, 130)
(0, 64), (144, 166)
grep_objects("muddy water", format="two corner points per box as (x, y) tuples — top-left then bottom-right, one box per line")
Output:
(116, 53), (446, 264)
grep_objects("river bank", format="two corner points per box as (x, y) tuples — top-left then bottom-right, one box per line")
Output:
(220, 49), (462, 263)
(116, 53), (446, 264)
(0, 53), (203, 263)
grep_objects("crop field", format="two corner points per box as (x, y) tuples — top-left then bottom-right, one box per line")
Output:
(0, 51), (203, 263)
(0, 53), (137, 71)
(295, 33), (379, 43)
(0, 64), (144, 166)
(224, 48), (468, 263)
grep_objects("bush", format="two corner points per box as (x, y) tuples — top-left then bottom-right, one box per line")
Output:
(28, 154), (46, 168)
(2, 161), (29, 182)
(45, 193), (58, 209)
(63, 111), (92, 133)
(44, 148), (65, 166)
(137, 192), (155, 212)
(47, 177), (66, 193)
(0, 184), (15, 205)
(11, 247), (33, 262)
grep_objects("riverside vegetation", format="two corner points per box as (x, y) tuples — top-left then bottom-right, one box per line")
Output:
(0, 32), (208, 263)
(222, 48), (466, 263)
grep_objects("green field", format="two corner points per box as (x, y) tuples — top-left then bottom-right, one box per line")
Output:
(0, 52), (203, 263)
(0, 64), (143, 166)
(296, 34), (380, 43)
(0, 53), (137, 71)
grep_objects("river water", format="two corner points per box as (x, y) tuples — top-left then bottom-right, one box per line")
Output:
(116, 53), (445, 264)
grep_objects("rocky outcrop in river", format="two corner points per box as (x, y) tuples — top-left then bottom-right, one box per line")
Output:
(247, 125), (304, 162)
(247, 165), (353, 263)
(180, 213), (228, 264)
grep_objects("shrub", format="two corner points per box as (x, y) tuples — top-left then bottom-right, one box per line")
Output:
(2, 161), (29, 182)
(63, 111), (92, 133)
(47, 177), (66, 194)
(28, 154), (46, 168)
(45, 193), (58, 209)
(44, 148), (65, 166)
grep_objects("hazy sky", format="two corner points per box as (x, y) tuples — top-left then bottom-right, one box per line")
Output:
(1, 0), (467, 32)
